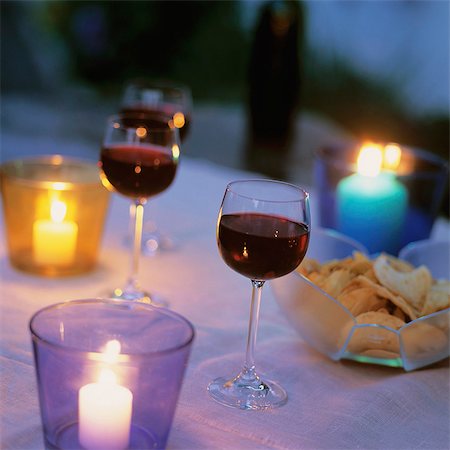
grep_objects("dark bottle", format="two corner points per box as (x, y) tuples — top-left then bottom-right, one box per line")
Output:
(245, 0), (304, 179)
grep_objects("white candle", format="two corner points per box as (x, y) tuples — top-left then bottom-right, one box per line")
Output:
(33, 199), (78, 265)
(78, 368), (133, 450)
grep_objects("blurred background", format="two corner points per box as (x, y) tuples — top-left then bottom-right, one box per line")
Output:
(1, 0), (449, 198)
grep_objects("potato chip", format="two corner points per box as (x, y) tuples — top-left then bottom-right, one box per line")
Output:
(317, 269), (354, 298)
(362, 268), (378, 283)
(299, 250), (448, 360)
(401, 321), (449, 357)
(392, 306), (407, 322)
(344, 311), (404, 354)
(374, 254), (432, 314)
(345, 252), (372, 275)
(352, 275), (417, 320)
(382, 254), (415, 273)
(337, 286), (387, 317)
(355, 310), (406, 329)
(421, 280), (450, 317)
(298, 258), (321, 276)
(308, 271), (326, 286)
(320, 258), (350, 276)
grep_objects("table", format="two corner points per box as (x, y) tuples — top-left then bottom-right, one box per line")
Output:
(1, 156), (449, 450)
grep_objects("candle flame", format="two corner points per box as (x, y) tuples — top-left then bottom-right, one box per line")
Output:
(50, 200), (67, 223)
(357, 144), (383, 177)
(99, 368), (117, 385)
(103, 339), (121, 364)
(383, 143), (402, 171)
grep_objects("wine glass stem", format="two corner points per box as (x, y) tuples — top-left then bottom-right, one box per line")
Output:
(243, 280), (265, 380)
(127, 200), (145, 290)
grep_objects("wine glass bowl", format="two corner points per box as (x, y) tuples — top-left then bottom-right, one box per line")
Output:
(218, 213), (309, 281)
(121, 79), (192, 142)
(99, 113), (180, 303)
(100, 117), (178, 199)
(208, 179), (310, 410)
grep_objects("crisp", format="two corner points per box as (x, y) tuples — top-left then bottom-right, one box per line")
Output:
(298, 252), (450, 322)
(374, 255), (432, 315)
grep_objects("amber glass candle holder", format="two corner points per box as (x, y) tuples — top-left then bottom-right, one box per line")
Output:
(1, 155), (110, 276)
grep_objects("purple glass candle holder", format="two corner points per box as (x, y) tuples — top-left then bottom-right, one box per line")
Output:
(314, 142), (449, 255)
(29, 299), (195, 450)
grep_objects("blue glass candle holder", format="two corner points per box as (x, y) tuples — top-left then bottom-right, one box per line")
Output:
(29, 299), (195, 450)
(314, 142), (449, 255)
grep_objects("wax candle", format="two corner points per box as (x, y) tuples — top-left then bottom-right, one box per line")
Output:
(33, 199), (78, 265)
(78, 368), (133, 450)
(336, 144), (408, 254)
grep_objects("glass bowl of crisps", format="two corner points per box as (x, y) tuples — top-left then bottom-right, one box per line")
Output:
(271, 229), (450, 371)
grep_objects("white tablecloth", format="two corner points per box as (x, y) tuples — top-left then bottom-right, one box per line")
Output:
(1, 156), (449, 450)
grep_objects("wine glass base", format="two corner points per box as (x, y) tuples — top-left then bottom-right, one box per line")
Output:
(207, 375), (287, 410)
(110, 287), (168, 308)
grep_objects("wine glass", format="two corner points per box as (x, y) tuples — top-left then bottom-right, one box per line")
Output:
(121, 78), (192, 143)
(208, 179), (310, 410)
(99, 113), (180, 303)
(121, 79), (192, 253)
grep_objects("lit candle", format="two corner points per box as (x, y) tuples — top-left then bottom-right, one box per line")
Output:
(78, 341), (133, 450)
(336, 143), (408, 254)
(33, 199), (78, 265)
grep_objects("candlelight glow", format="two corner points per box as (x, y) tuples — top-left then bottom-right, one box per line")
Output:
(173, 112), (185, 129)
(357, 144), (383, 177)
(172, 144), (180, 159)
(105, 339), (121, 356)
(102, 339), (122, 364)
(50, 200), (67, 223)
(383, 144), (402, 171)
(99, 368), (117, 385)
(52, 182), (66, 191)
(100, 171), (114, 191)
(136, 127), (147, 138)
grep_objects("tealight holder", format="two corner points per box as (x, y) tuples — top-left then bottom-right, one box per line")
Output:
(29, 298), (195, 450)
(314, 142), (449, 255)
(0, 155), (110, 276)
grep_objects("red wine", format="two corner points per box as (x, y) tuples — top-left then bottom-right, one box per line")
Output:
(121, 104), (191, 141)
(218, 213), (309, 280)
(100, 144), (177, 198)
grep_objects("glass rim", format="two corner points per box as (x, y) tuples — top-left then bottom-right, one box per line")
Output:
(226, 179), (309, 203)
(106, 112), (180, 134)
(29, 298), (195, 358)
(0, 155), (104, 191)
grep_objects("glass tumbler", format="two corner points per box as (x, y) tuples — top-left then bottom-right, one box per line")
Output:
(0, 155), (110, 276)
(29, 298), (195, 450)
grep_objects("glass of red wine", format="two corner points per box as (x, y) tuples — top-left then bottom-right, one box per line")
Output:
(122, 78), (192, 144)
(121, 79), (192, 254)
(99, 113), (180, 303)
(208, 179), (310, 410)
